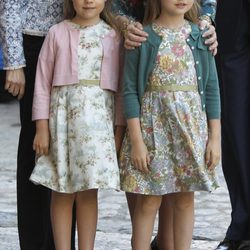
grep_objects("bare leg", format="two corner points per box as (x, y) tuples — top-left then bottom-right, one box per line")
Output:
(126, 192), (137, 222)
(125, 192), (138, 247)
(76, 189), (98, 250)
(132, 194), (162, 250)
(157, 194), (175, 250)
(51, 191), (76, 250)
(173, 192), (194, 250)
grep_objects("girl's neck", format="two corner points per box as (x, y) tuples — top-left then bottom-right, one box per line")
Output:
(155, 13), (185, 30)
(71, 15), (101, 27)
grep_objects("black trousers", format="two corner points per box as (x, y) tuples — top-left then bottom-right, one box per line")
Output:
(17, 35), (75, 250)
(216, 0), (250, 240)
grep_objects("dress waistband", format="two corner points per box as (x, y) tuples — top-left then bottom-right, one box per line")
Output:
(79, 79), (100, 85)
(146, 84), (198, 92)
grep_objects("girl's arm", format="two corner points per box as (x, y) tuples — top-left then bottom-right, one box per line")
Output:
(205, 47), (221, 170)
(123, 41), (150, 172)
(32, 29), (55, 121)
(127, 118), (150, 173)
(33, 120), (50, 156)
(32, 28), (56, 155)
(205, 119), (221, 170)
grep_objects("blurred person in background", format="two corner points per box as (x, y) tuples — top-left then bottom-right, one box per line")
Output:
(215, 0), (250, 249)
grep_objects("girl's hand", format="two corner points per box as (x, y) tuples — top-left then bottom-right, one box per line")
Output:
(205, 138), (221, 170)
(124, 22), (148, 50)
(198, 20), (218, 56)
(131, 142), (150, 173)
(33, 120), (50, 156)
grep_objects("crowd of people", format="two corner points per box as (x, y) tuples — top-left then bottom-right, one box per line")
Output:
(0, 0), (249, 250)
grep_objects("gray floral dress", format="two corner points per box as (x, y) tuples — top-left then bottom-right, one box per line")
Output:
(120, 22), (219, 195)
(30, 20), (120, 193)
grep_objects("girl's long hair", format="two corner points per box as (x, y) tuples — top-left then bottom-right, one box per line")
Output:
(144, 0), (200, 25)
(63, 0), (118, 30)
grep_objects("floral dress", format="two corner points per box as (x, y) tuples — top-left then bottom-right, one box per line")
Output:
(120, 21), (219, 195)
(30, 20), (120, 193)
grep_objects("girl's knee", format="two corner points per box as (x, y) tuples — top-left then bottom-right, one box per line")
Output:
(76, 189), (98, 205)
(137, 195), (162, 213)
(174, 192), (194, 210)
(51, 191), (76, 207)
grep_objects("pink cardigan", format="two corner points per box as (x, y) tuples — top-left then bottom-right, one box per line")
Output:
(32, 20), (125, 125)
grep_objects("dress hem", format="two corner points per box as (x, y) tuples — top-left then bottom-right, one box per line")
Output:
(30, 177), (121, 194)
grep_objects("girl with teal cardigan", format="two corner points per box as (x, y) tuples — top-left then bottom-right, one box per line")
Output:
(119, 0), (221, 249)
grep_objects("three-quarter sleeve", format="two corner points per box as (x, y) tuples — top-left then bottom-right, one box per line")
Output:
(0, 0), (26, 69)
(32, 30), (55, 121)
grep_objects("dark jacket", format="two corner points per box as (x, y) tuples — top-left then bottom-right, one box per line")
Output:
(216, 0), (244, 52)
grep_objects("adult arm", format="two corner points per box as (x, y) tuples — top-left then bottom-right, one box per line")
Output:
(0, 0), (26, 99)
(199, 0), (218, 55)
(200, 0), (217, 21)
(113, 0), (218, 53)
(112, 0), (148, 49)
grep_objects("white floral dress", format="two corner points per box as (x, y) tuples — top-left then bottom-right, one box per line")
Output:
(30, 20), (120, 193)
(120, 22), (219, 195)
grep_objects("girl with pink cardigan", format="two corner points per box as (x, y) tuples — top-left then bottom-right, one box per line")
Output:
(29, 0), (125, 249)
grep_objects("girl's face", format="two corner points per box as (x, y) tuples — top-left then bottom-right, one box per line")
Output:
(72, 0), (106, 22)
(160, 0), (194, 17)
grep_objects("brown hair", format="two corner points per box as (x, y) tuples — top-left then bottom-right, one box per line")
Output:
(144, 0), (200, 25)
(63, 0), (118, 30)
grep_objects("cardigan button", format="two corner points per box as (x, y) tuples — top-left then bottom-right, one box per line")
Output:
(187, 38), (190, 42)
(203, 104), (206, 108)
(196, 61), (199, 64)
(198, 76), (201, 80)
(200, 91), (204, 95)
(191, 46), (195, 50)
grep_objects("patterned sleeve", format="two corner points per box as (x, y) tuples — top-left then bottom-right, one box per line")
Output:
(0, 0), (26, 69)
(112, 0), (133, 17)
(200, 0), (217, 20)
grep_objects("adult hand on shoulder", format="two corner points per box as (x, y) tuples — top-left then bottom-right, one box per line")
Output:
(124, 22), (148, 50)
(199, 20), (218, 56)
(5, 68), (25, 100)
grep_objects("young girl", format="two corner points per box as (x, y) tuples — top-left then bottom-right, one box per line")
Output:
(29, 0), (125, 249)
(120, 0), (221, 249)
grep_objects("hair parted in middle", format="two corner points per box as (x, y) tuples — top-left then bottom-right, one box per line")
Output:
(144, 0), (200, 25)
(63, 0), (118, 30)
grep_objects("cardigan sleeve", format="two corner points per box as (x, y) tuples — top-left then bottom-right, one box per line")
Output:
(205, 52), (221, 120)
(123, 47), (141, 119)
(0, 0), (26, 69)
(32, 29), (55, 121)
(114, 42), (127, 126)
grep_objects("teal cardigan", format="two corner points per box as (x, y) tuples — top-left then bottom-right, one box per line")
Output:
(123, 22), (221, 120)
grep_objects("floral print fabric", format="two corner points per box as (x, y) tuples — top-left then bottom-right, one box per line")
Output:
(70, 20), (112, 80)
(120, 22), (219, 195)
(30, 21), (120, 193)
